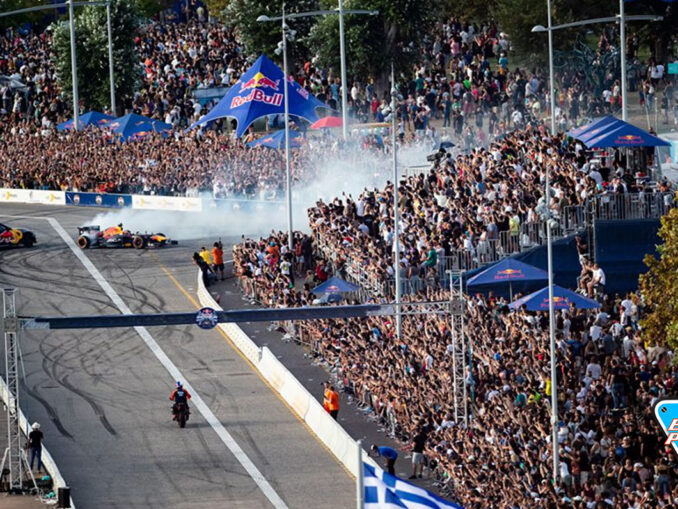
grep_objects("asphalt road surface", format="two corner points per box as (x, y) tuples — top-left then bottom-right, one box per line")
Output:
(0, 204), (354, 509)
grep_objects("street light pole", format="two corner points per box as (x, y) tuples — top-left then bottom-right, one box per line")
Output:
(619, 0), (628, 121)
(391, 63), (402, 339)
(106, 1), (116, 115)
(545, 167), (559, 485)
(282, 8), (293, 252)
(547, 0), (556, 133)
(68, 0), (80, 130)
(338, 0), (349, 140)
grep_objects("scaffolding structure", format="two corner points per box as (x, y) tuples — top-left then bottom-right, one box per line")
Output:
(1, 288), (38, 494)
(448, 272), (467, 427)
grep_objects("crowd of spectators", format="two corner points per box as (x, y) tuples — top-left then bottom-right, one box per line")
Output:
(309, 125), (673, 293)
(0, 123), (329, 197)
(233, 224), (678, 508)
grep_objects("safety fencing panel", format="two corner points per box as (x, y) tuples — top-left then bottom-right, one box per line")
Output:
(0, 188), (65, 206)
(65, 192), (132, 208)
(132, 194), (202, 212)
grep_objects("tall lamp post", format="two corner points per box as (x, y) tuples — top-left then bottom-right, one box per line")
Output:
(0, 0), (117, 129)
(390, 63), (402, 338)
(257, 4), (378, 250)
(531, 9), (662, 485)
(532, 13), (662, 129)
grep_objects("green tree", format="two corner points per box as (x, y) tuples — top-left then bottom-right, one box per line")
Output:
(307, 0), (436, 89)
(204, 0), (232, 19)
(137, 0), (175, 18)
(223, 0), (320, 66)
(639, 202), (678, 350)
(0, 0), (46, 29)
(53, 0), (138, 114)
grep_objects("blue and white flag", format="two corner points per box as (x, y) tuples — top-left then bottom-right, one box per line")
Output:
(363, 462), (464, 509)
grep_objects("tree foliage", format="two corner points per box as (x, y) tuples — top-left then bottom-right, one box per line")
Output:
(308, 0), (436, 87)
(137, 0), (175, 18)
(53, 0), (138, 114)
(223, 0), (321, 67)
(204, 0), (232, 19)
(0, 0), (47, 29)
(639, 203), (678, 350)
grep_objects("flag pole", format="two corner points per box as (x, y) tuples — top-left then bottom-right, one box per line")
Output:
(356, 439), (364, 509)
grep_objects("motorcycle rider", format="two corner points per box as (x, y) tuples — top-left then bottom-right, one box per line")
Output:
(170, 381), (191, 420)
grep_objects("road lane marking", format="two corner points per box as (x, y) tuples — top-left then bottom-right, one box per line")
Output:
(47, 217), (288, 509)
(153, 258), (355, 480)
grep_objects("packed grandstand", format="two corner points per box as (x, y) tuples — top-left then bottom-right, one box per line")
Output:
(2, 1), (678, 508)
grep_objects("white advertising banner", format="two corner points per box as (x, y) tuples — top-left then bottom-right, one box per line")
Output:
(132, 195), (202, 212)
(0, 188), (66, 206)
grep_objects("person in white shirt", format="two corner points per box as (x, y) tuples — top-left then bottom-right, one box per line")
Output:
(587, 263), (606, 297)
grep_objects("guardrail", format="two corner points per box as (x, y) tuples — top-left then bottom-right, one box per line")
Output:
(0, 375), (75, 507)
(196, 270), (376, 477)
(0, 187), (290, 214)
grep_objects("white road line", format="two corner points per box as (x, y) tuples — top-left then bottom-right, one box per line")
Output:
(46, 217), (288, 509)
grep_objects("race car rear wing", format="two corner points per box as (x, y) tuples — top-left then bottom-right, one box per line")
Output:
(78, 225), (101, 235)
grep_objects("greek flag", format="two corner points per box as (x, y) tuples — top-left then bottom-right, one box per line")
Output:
(363, 462), (464, 508)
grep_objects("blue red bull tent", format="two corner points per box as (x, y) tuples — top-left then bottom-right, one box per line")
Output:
(566, 115), (617, 141)
(108, 113), (172, 142)
(313, 276), (360, 294)
(57, 111), (115, 131)
(585, 121), (669, 149)
(508, 285), (599, 311)
(188, 54), (331, 137)
(247, 129), (302, 149)
(567, 116), (669, 148)
(467, 259), (548, 299)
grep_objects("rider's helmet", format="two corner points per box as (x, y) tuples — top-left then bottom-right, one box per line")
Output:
(176, 381), (183, 389)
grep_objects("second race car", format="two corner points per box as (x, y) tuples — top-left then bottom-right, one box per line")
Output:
(0, 222), (37, 248)
(76, 224), (177, 249)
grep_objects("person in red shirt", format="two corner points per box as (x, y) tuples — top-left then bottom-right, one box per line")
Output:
(170, 381), (192, 420)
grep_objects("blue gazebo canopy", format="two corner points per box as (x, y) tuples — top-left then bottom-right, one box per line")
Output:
(189, 54), (331, 137)
(108, 113), (172, 141)
(313, 276), (360, 294)
(567, 116), (669, 148)
(247, 129), (301, 149)
(509, 285), (600, 311)
(467, 259), (548, 287)
(57, 111), (115, 131)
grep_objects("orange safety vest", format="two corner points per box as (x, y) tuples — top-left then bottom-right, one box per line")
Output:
(323, 388), (331, 412)
(328, 390), (340, 412)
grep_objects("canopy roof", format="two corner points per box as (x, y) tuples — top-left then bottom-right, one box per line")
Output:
(189, 54), (331, 137)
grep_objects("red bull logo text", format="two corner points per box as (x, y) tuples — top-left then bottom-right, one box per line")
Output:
(616, 134), (643, 145)
(540, 296), (568, 308)
(240, 72), (280, 92)
(494, 268), (524, 280)
(231, 88), (283, 109)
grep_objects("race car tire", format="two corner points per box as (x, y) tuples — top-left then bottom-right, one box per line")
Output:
(76, 235), (90, 249)
(132, 236), (146, 249)
(23, 237), (34, 248)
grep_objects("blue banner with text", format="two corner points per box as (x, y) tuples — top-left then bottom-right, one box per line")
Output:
(65, 192), (132, 208)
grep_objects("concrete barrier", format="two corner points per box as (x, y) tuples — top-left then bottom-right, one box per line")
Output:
(0, 376), (75, 507)
(196, 271), (375, 477)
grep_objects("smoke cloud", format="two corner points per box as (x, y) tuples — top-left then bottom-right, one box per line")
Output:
(89, 143), (431, 241)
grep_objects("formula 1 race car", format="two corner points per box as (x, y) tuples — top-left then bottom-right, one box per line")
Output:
(0, 222), (37, 249)
(76, 224), (177, 249)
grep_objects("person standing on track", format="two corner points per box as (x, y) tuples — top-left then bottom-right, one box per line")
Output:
(212, 242), (224, 281)
(27, 422), (43, 473)
(322, 381), (331, 413)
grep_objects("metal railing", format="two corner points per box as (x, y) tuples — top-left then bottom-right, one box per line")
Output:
(311, 192), (675, 300)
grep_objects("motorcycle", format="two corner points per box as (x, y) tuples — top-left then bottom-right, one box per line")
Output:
(173, 402), (190, 428)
